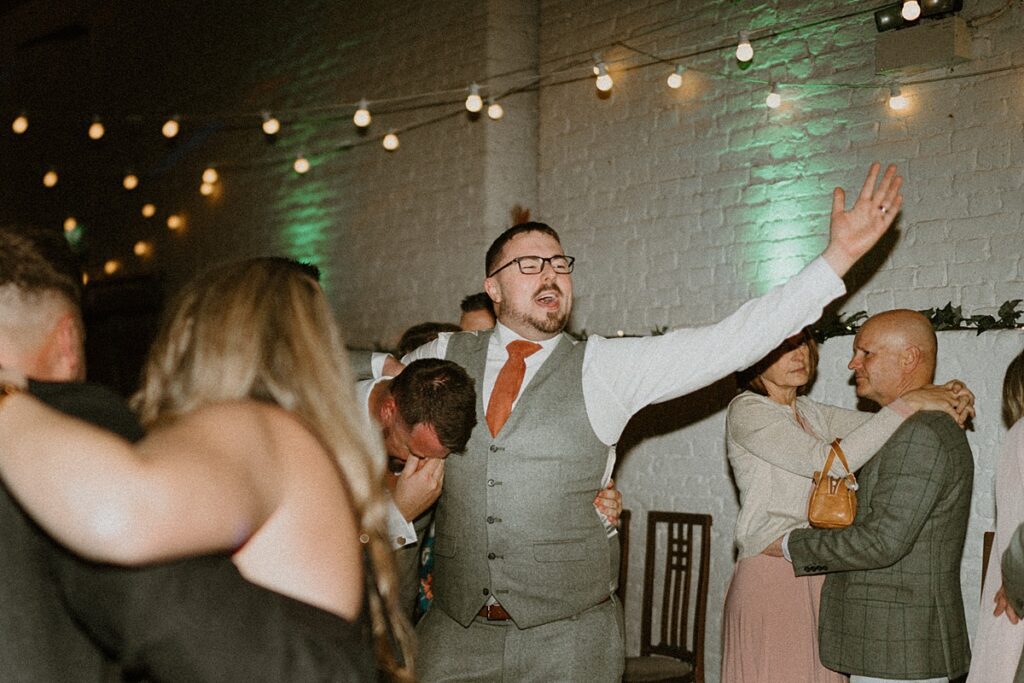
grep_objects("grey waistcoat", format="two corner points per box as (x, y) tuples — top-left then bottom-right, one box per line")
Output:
(434, 330), (613, 628)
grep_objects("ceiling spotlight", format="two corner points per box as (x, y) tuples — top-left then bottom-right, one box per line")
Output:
(667, 65), (685, 89)
(353, 99), (371, 127)
(261, 112), (280, 136)
(161, 117), (180, 139)
(11, 114), (28, 134)
(736, 31), (754, 62)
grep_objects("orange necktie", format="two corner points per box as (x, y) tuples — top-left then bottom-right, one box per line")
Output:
(486, 340), (542, 436)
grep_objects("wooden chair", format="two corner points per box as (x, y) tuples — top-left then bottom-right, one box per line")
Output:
(617, 508), (631, 605)
(624, 511), (712, 683)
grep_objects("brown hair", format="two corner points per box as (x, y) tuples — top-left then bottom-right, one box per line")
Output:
(1004, 347), (1024, 428)
(738, 329), (818, 397)
(132, 258), (413, 680)
(485, 222), (561, 276)
(390, 358), (477, 454)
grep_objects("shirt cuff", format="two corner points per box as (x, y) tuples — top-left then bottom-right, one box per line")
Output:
(782, 531), (793, 563)
(370, 353), (388, 380)
(386, 500), (417, 550)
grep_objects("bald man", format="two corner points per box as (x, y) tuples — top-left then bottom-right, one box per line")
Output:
(766, 310), (973, 683)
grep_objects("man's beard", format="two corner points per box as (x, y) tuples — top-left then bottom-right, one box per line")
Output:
(505, 285), (569, 335)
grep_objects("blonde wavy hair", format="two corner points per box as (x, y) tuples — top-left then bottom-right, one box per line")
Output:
(131, 257), (413, 680)
(1004, 347), (1024, 429)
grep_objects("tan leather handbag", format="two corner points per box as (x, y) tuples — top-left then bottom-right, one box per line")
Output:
(807, 439), (858, 529)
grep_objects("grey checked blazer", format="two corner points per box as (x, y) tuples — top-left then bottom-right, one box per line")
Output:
(789, 411), (973, 680)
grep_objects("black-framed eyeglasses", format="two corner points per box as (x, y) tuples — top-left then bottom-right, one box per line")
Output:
(487, 255), (576, 278)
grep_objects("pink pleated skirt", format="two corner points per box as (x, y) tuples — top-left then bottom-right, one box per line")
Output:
(721, 553), (847, 683)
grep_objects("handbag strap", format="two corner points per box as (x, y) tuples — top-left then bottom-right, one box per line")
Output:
(827, 439), (852, 475)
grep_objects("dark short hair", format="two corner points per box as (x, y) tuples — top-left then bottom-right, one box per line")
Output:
(0, 227), (81, 305)
(485, 222), (561, 276)
(397, 322), (461, 358)
(460, 292), (494, 315)
(737, 329), (818, 397)
(390, 358), (476, 454)
(266, 257), (321, 283)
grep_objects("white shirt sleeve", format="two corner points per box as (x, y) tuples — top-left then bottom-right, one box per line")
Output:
(386, 499), (418, 549)
(583, 257), (845, 445)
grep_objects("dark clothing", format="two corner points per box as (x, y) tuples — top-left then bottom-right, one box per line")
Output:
(6, 380), (377, 682)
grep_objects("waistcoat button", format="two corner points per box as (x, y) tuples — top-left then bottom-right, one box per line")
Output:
(482, 587), (490, 595)
(488, 552), (496, 560)
(486, 516), (495, 524)
(487, 479), (495, 487)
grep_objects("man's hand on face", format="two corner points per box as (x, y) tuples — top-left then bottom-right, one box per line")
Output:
(392, 455), (445, 522)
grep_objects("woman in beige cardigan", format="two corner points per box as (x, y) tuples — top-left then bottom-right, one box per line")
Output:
(720, 330), (972, 683)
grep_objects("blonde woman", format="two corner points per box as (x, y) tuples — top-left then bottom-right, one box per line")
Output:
(968, 347), (1024, 682)
(722, 330), (972, 683)
(0, 258), (411, 681)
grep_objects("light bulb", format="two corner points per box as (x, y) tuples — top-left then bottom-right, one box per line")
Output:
(667, 65), (684, 89)
(382, 132), (400, 151)
(888, 85), (908, 111)
(202, 167), (219, 184)
(261, 113), (280, 135)
(88, 118), (105, 140)
(200, 182), (215, 196)
(141, 203), (156, 218)
(134, 240), (152, 257)
(103, 259), (121, 275)
(353, 99), (371, 127)
(466, 83), (483, 113)
(123, 173), (139, 190)
(595, 63), (613, 92)
(63, 216), (77, 232)
(901, 0), (921, 21)
(82, 272), (89, 285)
(43, 170), (58, 187)
(736, 31), (754, 62)
(293, 156), (310, 174)
(487, 100), (504, 120)
(166, 214), (184, 230)
(765, 84), (781, 109)
(11, 115), (28, 134)
(162, 117), (180, 138)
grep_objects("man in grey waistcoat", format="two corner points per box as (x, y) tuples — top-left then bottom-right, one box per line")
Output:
(397, 163), (905, 681)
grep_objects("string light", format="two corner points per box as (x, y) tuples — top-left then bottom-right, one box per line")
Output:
(161, 117), (180, 139)
(353, 99), (371, 127)
(486, 98), (504, 120)
(88, 117), (105, 140)
(11, 114), (28, 134)
(595, 62), (613, 92)
(134, 240), (153, 257)
(63, 216), (77, 232)
(42, 169), (58, 187)
(123, 173), (139, 190)
(667, 65), (685, 89)
(202, 167), (219, 184)
(166, 214), (184, 230)
(465, 83), (483, 113)
(261, 112), (280, 135)
(736, 31), (754, 62)
(293, 156), (311, 173)
(103, 259), (121, 275)
(141, 203), (156, 218)
(901, 0), (922, 21)
(199, 182), (215, 196)
(82, 272), (89, 285)
(888, 85), (908, 110)
(382, 132), (400, 151)
(765, 83), (781, 109)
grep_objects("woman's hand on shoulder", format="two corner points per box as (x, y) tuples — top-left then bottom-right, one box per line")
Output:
(900, 380), (975, 428)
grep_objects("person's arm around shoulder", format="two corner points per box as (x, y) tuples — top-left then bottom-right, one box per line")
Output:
(787, 413), (951, 575)
(0, 393), (283, 564)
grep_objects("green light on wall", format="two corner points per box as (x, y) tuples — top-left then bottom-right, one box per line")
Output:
(277, 178), (335, 294)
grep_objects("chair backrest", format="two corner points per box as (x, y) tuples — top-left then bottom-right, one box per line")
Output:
(638, 511), (712, 680)
(617, 509), (632, 605)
